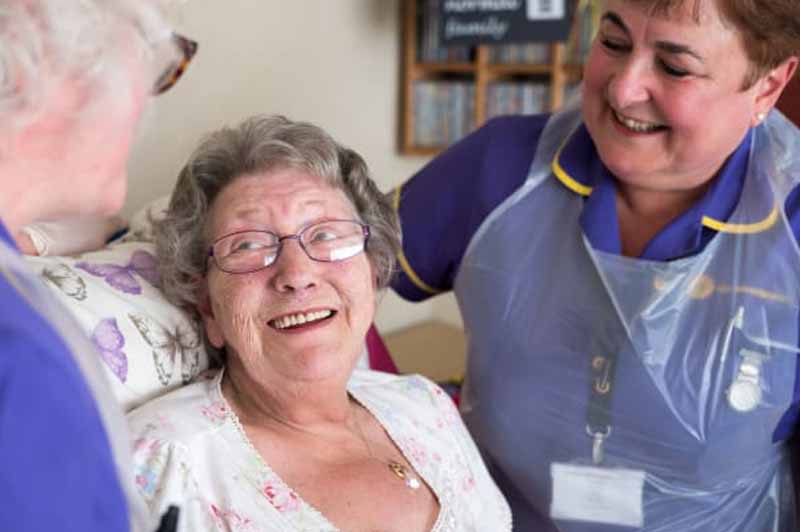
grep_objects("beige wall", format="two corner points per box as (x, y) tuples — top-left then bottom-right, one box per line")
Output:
(125, 0), (463, 333)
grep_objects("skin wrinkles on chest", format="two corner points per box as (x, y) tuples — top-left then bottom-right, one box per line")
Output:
(229, 395), (441, 532)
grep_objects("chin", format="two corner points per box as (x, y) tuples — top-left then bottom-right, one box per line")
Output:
(280, 345), (357, 381)
(595, 140), (660, 185)
(95, 175), (128, 216)
(604, 159), (645, 183)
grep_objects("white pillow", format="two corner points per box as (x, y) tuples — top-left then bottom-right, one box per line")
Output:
(120, 195), (170, 243)
(25, 240), (209, 411)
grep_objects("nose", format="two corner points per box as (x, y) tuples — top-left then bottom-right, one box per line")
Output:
(606, 58), (651, 110)
(270, 238), (317, 293)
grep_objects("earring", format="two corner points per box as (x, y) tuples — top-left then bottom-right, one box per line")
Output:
(756, 111), (767, 123)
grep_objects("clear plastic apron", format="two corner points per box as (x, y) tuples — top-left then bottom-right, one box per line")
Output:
(0, 241), (151, 532)
(454, 103), (800, 531)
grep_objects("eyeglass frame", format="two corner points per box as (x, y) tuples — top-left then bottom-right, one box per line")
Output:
(207, 219), (371, 274)
(153, 33), (198, 95)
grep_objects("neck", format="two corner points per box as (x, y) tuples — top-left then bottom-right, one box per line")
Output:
(0, 165), (64, 237)
(221, 360), (353, 432)
(615, 180), (711, 257)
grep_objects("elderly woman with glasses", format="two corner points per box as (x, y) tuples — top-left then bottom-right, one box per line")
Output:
(128, 115), (511, 532)
(0, 2), (195, 531)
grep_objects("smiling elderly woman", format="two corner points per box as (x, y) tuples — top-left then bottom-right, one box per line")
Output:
(127, 115), (511, 532)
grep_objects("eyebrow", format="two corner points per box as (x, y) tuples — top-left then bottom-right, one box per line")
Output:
(601, 11), (705, 63)
(222, 201), (329, 232)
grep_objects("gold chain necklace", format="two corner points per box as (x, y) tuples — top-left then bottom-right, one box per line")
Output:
(351, 402), (421, 491)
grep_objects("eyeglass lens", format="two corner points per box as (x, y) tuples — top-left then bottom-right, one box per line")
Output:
(213, 220), (367, 274)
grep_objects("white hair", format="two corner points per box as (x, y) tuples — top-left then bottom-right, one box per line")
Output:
(0, 0), (179, 129)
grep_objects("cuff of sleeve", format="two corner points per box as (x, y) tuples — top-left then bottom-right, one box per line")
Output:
(20, 224), (52, 255)
(392, 264), (441, 302)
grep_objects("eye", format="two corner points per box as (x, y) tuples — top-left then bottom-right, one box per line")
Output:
(309, 230), (339, 243)
(220, 232), (277, 256)
(658, 59), (690, 78)
(232, 240), (267, 252)
(600, 36), (630, 54)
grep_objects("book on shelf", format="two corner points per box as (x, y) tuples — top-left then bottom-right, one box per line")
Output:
(487, 82), (549, 119)
(413, 80), (475, 147)
(488, 43), (550, 65)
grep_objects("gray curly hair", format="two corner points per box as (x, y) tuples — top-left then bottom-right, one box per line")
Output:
(155, 114), (401, 316)
(0, 0), (178, 129)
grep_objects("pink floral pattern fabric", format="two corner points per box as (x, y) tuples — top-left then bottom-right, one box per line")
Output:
(128, 369), (512, 531)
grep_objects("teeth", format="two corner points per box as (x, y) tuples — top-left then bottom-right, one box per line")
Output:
(271, 310), (333, 330)
(614, 111), (662, 132)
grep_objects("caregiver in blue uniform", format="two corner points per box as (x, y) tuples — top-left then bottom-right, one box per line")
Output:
(0, 3), (195, 531)
(392, 0), (800, 530)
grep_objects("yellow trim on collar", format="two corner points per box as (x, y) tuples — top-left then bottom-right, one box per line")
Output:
(701, 205), (779, 234)
(550, 132), (778, 236)
(551, 142), (593, 197)
(392, 186), (441, 295)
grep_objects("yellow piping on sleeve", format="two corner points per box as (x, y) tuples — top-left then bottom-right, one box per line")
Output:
(701, 205), (779, 234)
(392, 185), (442, 296)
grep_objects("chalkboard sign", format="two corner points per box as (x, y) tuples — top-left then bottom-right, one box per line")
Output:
(438, 0), (574, 45)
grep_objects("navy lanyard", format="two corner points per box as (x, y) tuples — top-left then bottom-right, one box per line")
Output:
(587, 353), (617, 465)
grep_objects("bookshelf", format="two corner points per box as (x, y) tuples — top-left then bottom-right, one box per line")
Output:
(401, 0), (593, 156)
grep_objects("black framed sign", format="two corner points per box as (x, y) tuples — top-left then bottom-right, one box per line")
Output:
(438, 0), (575, 45)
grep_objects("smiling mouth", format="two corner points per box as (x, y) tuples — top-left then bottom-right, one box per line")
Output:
(613, 110), (668, 133)
(269, 309), (336, 330)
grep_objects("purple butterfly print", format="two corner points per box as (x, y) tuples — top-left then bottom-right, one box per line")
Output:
(76, 250), (159, 295)
(91, 318), (128, 382)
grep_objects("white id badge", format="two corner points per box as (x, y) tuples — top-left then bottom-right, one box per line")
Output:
(550, 463), (645, 528)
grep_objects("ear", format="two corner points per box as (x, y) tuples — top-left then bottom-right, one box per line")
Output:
(752, 56), (799, 126)
(195, 277), (226, 349)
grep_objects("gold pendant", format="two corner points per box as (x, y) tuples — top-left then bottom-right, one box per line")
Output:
(387, 460), (421, 490)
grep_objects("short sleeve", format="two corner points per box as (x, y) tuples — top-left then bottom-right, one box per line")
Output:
(391, 115), (549, 301)
(131, 435), (216, 532)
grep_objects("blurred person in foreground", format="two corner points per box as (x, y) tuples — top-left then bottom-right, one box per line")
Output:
(128, 115), (511, 531)
(391, 0), (800, 530)
(0, 2), (195, 530)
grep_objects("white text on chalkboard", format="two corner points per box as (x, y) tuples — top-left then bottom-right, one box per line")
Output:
(443, 0), (521, 12)
(445, 16), (510, 40)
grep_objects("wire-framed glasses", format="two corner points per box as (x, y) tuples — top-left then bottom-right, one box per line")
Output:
(153, 33), (198, 95)
(208, 220), (370, 274)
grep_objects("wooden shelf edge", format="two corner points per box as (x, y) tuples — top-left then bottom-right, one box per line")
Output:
(400, 145), (445, 157)
(415, 62), (477, 74)
(487, 64), (553, 76)
(412, 62), (576, 79)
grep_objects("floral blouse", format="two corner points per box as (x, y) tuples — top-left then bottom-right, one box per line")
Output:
(128, 369), (512, 532)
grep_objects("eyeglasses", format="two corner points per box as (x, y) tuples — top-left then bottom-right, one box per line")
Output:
(209, 220), (370, 274)
(153, 33), (198, 95)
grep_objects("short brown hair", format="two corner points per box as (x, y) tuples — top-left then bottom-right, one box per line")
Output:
(628, 0), (800, 87)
